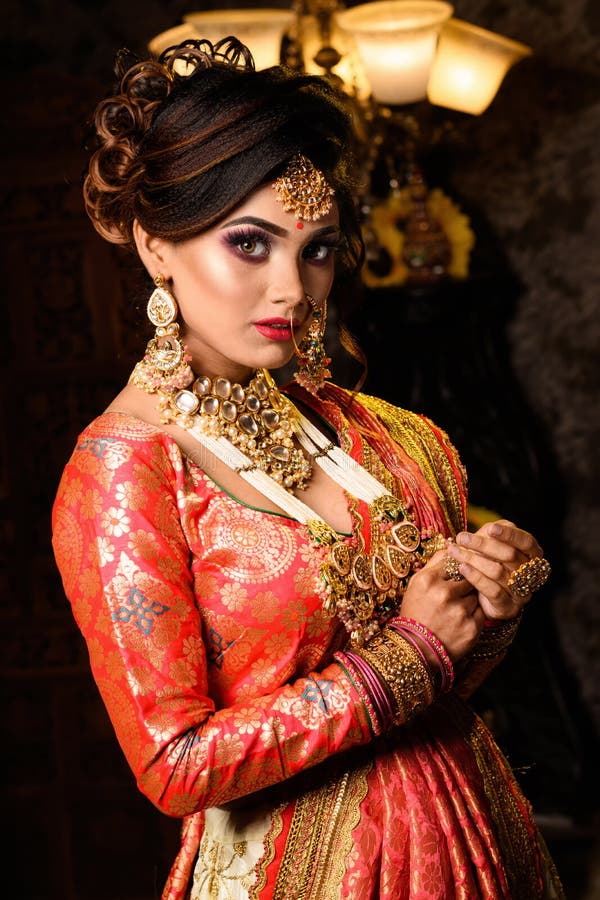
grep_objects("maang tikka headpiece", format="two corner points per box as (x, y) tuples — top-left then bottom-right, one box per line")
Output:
(273, 153), (335, 223)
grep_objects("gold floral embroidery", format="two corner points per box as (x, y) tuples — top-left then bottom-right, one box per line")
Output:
(80, 487), (103, 518)
(60, 475), (84, 507)
(199, 501), (297, 584)
(114, 479), (149, 510)
(127, 528), (161, 561)
(193, 832), (252, 898)
(249, 591), (280, 623)
(214, 733), (245, 766)
(219, 581), (250, 611)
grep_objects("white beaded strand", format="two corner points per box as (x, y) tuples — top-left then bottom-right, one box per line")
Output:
(295, 413), (390, 503)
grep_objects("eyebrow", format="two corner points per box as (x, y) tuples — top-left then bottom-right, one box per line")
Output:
(221, 216), (340, 239)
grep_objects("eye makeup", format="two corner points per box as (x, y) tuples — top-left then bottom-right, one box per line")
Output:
(223, 225), (341, 264)
(223, 226), (272, 260)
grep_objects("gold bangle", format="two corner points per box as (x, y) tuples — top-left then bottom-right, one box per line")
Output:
(357, 629), (435, 725)
(470, 614), (522, 660)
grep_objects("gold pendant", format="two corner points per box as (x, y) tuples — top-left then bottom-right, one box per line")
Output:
(391, 521), (421, 552)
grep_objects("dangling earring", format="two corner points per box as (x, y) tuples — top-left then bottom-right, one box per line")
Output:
(292, 294), (331, 395)
(130, 274), (193, 395)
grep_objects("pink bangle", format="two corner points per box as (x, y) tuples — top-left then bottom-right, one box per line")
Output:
(336, 649), (395, 733)
(346, 650), (395, 731)
(335, 652), (384, 736)
(389, 617), (454, 692)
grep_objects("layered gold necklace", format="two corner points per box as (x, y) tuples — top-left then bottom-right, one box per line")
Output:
(136, 365), (445, 645)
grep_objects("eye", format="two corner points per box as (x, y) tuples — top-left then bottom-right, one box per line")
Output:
(303, 241), (338, 262)
(238, 237), (267, 256)
(225, 228), (271, 259)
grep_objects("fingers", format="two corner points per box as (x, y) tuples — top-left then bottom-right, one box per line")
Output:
(445, 543), (525, 619)
(455, 519), (543, 564)
(426, 549), (475, 597)
(477, 594), (521, 623)
(402, 551), (485, 661)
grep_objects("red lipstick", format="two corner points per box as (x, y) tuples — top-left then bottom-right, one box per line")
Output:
(254, 317), (299, 342)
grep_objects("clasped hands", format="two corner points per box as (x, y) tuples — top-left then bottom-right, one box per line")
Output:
(400, 520), (546, 663)
(445, 519), (544, 622)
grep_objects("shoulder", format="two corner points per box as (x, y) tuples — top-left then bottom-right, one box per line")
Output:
(324, 385), (464, 468)
(322, 384), (468, 534)
(55, 412), (188, 499)
(358, 392), (463, 464)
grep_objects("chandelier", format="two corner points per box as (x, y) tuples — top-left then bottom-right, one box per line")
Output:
(149, 1), (532, 287)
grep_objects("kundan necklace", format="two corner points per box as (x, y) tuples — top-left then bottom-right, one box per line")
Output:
(165, 369), (312, 491)
(131, 361), (446, 645)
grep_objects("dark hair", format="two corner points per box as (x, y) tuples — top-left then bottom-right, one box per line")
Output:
(84, 38), (364, 274)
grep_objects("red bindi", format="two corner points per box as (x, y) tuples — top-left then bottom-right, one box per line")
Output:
(296, 221), (304, 230)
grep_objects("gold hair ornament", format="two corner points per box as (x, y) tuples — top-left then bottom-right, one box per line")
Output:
(273, 153), (335, 221)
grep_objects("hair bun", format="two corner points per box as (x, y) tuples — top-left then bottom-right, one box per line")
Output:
(84, 38), (256, 245)
(158, 37), (255, 77)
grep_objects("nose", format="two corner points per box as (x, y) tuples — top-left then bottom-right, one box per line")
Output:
(269, 256), (308, 314)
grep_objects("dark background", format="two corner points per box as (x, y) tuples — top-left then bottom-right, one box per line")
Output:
(2, 1), (599, 897)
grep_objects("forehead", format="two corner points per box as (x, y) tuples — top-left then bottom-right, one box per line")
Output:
(224, 181), (340, 232)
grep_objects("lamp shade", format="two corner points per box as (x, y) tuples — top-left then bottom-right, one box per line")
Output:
(427, 18), (532, 115)
(180, 9), (295, 70)
(336, 0), (453, 105)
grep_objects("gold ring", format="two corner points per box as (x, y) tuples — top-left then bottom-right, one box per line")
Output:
(443, 556), (464, 582)
(507, 556), (551, 598)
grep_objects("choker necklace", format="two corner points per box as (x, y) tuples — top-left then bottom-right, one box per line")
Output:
(164, 370), (312, 491)
(131, 359), (446, 645)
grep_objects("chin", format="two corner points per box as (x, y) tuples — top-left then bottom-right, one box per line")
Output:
(253, 348), (296, 373)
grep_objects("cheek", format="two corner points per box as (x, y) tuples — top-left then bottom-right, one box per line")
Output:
(306, 261), (336, 297)
(175, 251), (251, 306)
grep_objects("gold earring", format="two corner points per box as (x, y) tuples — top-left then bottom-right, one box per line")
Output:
(130, 274), (193, 395)
(292, 294), (331, 395)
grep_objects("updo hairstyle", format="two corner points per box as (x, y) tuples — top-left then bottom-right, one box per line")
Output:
(84, 38), (363, 273)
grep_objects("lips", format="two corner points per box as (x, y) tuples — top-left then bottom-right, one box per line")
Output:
(254, 317), (300, 342)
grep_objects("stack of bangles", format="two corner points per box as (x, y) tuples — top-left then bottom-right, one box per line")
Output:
(335, 617), (454, 736)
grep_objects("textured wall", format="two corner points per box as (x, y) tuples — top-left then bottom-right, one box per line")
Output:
(445, 0), (600, 727)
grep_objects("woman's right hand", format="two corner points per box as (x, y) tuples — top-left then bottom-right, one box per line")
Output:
(399, 550), (486, 662)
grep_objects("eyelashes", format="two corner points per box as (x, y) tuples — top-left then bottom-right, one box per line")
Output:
(224, 227), (271, 259)
(223, 226), (341, 262)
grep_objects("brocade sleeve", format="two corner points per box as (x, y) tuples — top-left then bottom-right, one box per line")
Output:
(51, 420), (373, 818)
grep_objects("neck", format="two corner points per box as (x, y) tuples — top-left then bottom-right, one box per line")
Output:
(189, 360), (255, 386)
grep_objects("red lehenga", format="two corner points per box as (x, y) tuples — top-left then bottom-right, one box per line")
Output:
(52, 384), (564, 899)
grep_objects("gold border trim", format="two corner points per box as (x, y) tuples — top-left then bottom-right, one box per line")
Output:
(272, 763), (371, 899)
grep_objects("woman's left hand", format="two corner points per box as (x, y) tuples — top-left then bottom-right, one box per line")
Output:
(445, 519), (543, 622)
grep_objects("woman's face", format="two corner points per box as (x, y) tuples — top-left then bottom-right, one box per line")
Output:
(135, 181), (341, 383)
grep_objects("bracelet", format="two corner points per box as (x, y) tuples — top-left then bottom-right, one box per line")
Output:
(335, 652), (387, 736)
(355, 629), (435, 726)
(470, 613), (522, 660)
(389, 617), (455, 693)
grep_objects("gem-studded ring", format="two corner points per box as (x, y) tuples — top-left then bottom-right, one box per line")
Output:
(443, 555), (464, 582)
(507, 556), (551, 598)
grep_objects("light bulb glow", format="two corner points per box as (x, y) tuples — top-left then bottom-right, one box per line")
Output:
(427, 17), (532, 114)
(336, 1), (453, 104)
